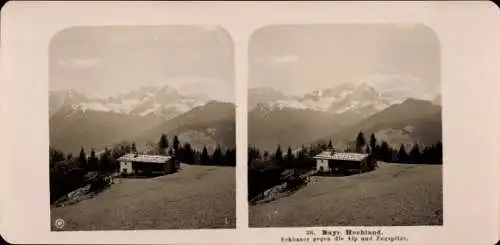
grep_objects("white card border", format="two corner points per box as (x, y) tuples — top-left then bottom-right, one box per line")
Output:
(1, 1), (499, 244)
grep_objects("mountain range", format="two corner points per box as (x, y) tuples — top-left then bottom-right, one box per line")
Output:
(49, 84), (211, 120)
(249, 81), (440, 116)
(50, 79), (442, 156)
(330, 98), (442, 150)
(49, 83), (235, 154)
(248, 82), (442, 152)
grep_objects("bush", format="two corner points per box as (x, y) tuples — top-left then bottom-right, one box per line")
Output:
(248, 162), (285, 200)
(88, 173), (112, 192)
(50, 166), (87, 203)
(286, 176), (306, 191)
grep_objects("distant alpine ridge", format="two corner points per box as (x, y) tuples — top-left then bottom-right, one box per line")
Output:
(50, 83), (213, 120)
(49, 83), (235, 154)
(249, 81), (440, 118)
(248, 80), (441, 152)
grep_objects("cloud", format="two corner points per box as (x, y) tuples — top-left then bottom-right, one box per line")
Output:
(58, 58), (101, 68)
(256, 54), (299, 65)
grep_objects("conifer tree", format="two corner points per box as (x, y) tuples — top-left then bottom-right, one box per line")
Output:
(201, 146), (210, 165)
(224, 148), (236, 166)
(297, 146), (306, 164)
(436, 142), (443, 164)
(173, 135), (180, 153)
(286, 146), (294, 167)
(99, 147), (112, 172)
(369, 133), (377, 155)
(410, 144), (421, 164)
(49, 148), (66, 167)
(183, 143), (194, 164)
(88, 148), (99, 170)
(212, 145), (223, 165)
(78, 147), (87, 169)
(379, 141), (391, 162)
(263, 151), (269, 160)
(131, 142), (137, 153)
(159, 134), (168, 155)
(397, 144), (409, 163)
(274, 144), (283, 165)
(356, 132), (366, 153)
(248, 146), (261, 163)
(370, 134), (377, 149)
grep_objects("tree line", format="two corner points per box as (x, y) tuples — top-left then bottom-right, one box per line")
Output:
(248, 132), (442, 168)
(50, 134), (236, 171)
(50, 133), (235, 203)
(156, 133), (236, 167)
(352, 132), (443, 165)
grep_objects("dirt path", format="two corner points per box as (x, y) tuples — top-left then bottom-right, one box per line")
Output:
(51, 164), (236, 230)
(249, 163), (442, 227)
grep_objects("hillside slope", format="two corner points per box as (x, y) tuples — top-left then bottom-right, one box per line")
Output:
(130, 101), (236, 151)
(331, 99), (442, 148)
(49, 101), (236, 154)
(249, 163), (442, 227)
(248, 105), (357, 152)
(249, 98), (442, 152)
(49, 106), (164, 154)
(51, 164), (236, 230)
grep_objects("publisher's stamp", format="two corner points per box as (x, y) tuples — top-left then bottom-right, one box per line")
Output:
(54, 218), (65, 229)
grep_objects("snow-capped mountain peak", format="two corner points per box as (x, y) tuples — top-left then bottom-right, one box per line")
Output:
(248, 87), (289, 109)
(348, 82), (381, 101)
(354, 73), (440, 101)
(250, 81), (405, 118)
(50, 83), (216, 119)
(355, 82), (376, 93)
(49, 89), (90, 116)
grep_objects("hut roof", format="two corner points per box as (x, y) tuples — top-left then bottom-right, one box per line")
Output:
(117, 153), (172, 163)
(313, 150), (368, 162)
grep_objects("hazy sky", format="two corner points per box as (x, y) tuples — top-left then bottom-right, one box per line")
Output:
(49, 26), (234, 100)
(249, 24), (441, 95)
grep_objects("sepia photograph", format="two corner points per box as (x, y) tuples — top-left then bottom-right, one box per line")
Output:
(48, 26), (236, 230)
(247, 24), (443, 227)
